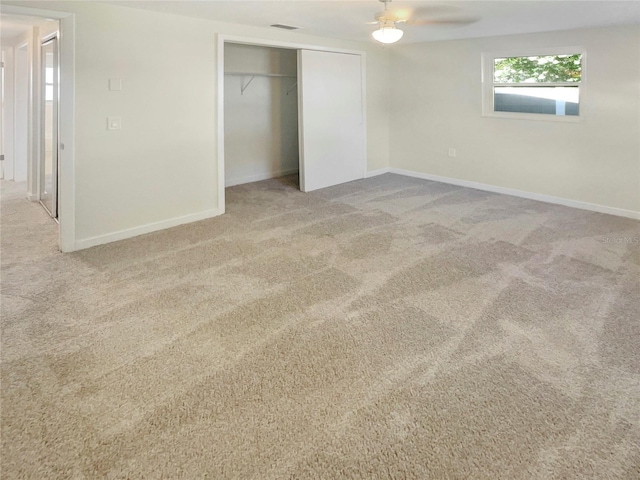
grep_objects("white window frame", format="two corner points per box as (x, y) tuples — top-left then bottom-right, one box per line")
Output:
(481, 46), (586, 123)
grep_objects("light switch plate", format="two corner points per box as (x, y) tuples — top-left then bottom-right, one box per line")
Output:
(107, 116), (122, 130)
(109, 78), (122, 91)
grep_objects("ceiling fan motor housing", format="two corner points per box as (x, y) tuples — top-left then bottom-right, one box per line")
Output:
(375, 11), (406, 23)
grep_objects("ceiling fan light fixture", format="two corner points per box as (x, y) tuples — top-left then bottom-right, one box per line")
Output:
(372, 24), (404, 44)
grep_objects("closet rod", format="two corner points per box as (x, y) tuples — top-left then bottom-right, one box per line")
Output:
(229, 73), (298, 95)
(226, 72), (296, 78)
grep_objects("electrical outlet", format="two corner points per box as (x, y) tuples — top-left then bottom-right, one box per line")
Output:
(448, 148), (457, 158)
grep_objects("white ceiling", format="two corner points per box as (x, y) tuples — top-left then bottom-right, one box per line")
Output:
(105, 0), (640, 44)
(0, 14), (51, 41)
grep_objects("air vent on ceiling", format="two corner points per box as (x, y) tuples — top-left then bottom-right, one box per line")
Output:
(270, 24), (300, 31)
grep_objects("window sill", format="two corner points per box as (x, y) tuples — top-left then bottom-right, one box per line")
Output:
(481, 111), (585, 123)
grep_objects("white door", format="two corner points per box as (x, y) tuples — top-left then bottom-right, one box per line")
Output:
(297, 49), (365, 192)
(40, 37), (58, 218)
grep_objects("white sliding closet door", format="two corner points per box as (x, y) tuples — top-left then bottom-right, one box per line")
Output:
(297, 50), (365, 192)
(40, 37), (59, 219)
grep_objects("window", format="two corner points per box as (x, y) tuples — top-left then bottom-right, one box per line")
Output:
(482, 48), (585, 121)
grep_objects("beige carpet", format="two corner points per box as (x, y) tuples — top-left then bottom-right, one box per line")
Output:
(1, 174), (639, 479)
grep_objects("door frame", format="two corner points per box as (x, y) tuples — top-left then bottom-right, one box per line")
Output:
(2, 4), (75, 252)
(216, 34), (367, 214)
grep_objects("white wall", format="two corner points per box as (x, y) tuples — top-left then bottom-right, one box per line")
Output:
(3, 1), (391, 249)
(14, 42), (28, 183)
(225, 42), (297, 76)
(390, 25), (640, 215)
(7, 25), (42, 199)
(1, 46), (15, 180)
(224, 44), (299, 186)
(71, 5), (219, 243)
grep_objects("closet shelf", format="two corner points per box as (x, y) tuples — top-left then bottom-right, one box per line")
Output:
(226, 72), (298, 95)
(225, 72), (296, 78)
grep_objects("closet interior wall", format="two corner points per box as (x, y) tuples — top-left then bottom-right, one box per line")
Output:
(224, 43), (299, 187)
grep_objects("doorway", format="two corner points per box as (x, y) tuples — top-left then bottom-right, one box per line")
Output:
(1, 5), (75, 252)
(217, 36), (367, 214)
(224, 43), (299, 188)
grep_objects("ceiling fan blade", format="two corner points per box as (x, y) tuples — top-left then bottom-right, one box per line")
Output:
(407, 16), (480, 27)
(409, 5), (462, 17)
(375, 10), (410, 23)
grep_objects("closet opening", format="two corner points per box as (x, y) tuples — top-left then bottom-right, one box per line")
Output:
(223, 43), (299, 189)
(217, 35), (366, 215)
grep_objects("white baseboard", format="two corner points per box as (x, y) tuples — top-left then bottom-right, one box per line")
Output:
(226, 168), (299, 187)
(74, 208), (221, 251)
(70, 168), (637, 251)
(365, 167), (391, 178)
(389, 168), (640, 220)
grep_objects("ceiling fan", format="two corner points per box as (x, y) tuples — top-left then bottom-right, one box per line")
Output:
(369, 0), (479, 44)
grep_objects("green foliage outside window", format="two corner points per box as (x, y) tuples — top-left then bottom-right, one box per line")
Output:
(494, 54), (582, 83)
